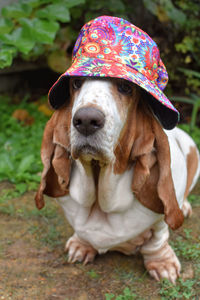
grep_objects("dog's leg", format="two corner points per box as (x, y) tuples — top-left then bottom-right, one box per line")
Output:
(65, 233), (97, 265)
(140, 220), (181, 284)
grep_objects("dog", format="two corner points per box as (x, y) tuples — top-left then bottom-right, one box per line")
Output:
(35, 16), (200, 283)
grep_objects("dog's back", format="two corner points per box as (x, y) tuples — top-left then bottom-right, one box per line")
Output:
(165, 127), (200, 216)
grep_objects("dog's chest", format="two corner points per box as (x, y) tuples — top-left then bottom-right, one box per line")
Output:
(58, 162), (162, 253)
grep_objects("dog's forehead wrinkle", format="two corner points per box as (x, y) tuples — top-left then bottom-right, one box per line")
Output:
(73, 79), (121, 117)
(81, 79), (113, 98)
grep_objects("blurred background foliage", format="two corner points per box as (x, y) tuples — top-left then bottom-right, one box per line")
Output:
(0, 0), (200, 126)
(0, 0), (199, 94)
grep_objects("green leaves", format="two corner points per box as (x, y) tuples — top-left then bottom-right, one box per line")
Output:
(0, 18), (14, 34)
(36, 4), (70, 22)
(0, 0), (85, 69)
(144, 0), (186, 26)
(19, 0), (51, 8)
(0, 16), (58, 58)
(18, 155), (35, 174)
(32, 19), (60, 44)
(0, 95), (49, 190)
(62, 0), (85, 8)
(0, 46), (17, 68)
(18, 17), (59, 45)
(1, 3), (32, 19)
(159, 278), (196, 300)
(0, 153), (14, 177)
(1, 27), (35, 54)
(105, 287), (137, 300)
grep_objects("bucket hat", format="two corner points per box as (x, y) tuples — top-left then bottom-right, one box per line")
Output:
(49, 16), (179, 129)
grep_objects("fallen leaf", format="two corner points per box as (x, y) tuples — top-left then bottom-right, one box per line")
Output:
(38, 104), (53, 117)
(12, 109), (34, 125)
(156, 6), (169, 23)
(78, 292), (89, 300)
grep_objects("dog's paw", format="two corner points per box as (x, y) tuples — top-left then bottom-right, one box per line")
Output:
(65, 234), (97, 265)
(182, 200), (192, 218)
(144, 244), (181, 284)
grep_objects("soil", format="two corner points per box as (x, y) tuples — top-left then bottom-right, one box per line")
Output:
(0, 181), (199, 300)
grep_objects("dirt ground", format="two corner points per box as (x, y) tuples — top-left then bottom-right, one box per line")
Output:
(0, 181), (199, 300)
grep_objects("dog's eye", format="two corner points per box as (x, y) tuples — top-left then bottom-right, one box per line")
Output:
(117, 81), (132, 95)
(72, 79), (83, 90)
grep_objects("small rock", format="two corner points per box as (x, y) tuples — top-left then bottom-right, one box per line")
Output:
(182, 264), (194, 280)
(66, 266), (82, 276)
(77, 291), (88, 300)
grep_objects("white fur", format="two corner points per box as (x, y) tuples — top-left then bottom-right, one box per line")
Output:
(59, 164), (164, 253)
(165, 127), (200, 194)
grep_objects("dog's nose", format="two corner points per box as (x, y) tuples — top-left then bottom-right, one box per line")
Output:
(73, 107), (105, 136)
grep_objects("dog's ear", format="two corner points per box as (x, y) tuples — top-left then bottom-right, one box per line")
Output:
(35, 108), (71, 209)
(132, 106), (184, 230)
(131, 108), (156, 192)
(151, 118), (184, 229)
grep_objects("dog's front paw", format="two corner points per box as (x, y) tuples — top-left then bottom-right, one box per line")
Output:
(65, 234), (97, 265)
(143, 243), (181, 284)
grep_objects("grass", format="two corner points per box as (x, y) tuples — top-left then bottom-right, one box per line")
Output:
(170, 236), (200, 261)
(159, 278), (196, 299)
(0, 187), (22, 216)
(0, 188), (66, 250)
(105, 287), (138, 300)
(188, 193), (200, 207)
(0, 186), (58, 219)
(87, 269), (101, 279)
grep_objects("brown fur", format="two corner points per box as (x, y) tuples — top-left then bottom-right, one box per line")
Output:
(114, 88), (140, 174)
(133, 116), (184, 229)
(35, 107), (71, 209)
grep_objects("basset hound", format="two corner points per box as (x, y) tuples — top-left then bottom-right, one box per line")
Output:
(35, 77), (200, 283)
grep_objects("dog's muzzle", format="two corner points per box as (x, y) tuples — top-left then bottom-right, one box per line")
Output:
(73, 107), (105, 136)
(71, 106), (106, 160)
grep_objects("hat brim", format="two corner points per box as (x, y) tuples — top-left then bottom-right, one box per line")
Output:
(49, 57), (179, 130)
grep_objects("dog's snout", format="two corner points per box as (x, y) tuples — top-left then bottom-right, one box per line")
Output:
(73, 107), (105, 136)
